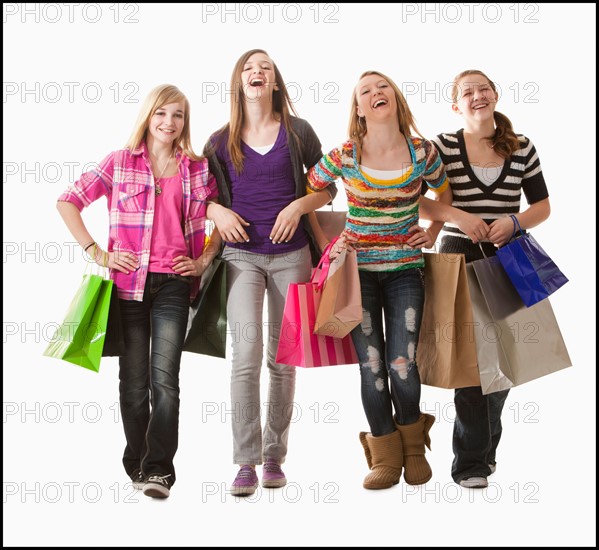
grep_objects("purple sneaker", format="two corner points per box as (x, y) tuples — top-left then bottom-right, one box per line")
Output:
(230, 465), (259, 496)
(262, 458), (287, 488)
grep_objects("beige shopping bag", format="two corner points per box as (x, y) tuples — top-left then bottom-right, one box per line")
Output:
(468, 255), (572, 394)
(466, 263), (513, 394)
(417, 253), (480, 389)
(314, 246), (362, 339)
(315, 210), (347, 242)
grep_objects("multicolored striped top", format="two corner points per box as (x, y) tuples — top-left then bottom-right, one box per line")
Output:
(307, 137), (448, 271)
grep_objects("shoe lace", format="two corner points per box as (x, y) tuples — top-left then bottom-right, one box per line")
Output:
(263, 461), (282, 474)
(235, 466), (256, 480)
(147, 474), (171, 486)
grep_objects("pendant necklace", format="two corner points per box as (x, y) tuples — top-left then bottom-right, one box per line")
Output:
(153, 153), (175, 196)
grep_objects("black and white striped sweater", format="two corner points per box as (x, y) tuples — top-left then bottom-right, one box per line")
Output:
(433, 128), (549, 238)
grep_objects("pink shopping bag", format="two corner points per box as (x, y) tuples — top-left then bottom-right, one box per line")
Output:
(276, 247), (359, 368)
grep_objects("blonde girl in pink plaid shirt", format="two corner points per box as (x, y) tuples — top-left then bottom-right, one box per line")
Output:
(57, 84), (220, 499)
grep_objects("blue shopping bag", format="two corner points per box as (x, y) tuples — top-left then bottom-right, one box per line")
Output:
(496, 215), (568, 307)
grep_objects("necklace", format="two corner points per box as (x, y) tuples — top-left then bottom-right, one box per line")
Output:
(152, 152), (175, 196)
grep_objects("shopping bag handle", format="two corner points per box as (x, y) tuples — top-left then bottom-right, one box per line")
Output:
(310, 238), (338, 289)
(83, 247), (110, 280)
(478, 242), (489, 259)
(510, 215), (525, 238)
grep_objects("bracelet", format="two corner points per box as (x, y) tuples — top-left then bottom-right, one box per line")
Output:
(92, 246), (109, 268)
(510, 215), (519, 237)
(83, 241), (95, 252)
(89, 244), (104, 266)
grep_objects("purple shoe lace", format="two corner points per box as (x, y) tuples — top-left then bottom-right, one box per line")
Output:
(262, 458), (287, 487)
(231, 466), (258, 495)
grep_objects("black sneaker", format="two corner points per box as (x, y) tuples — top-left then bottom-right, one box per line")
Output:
(130, 469), (146, 490)
(143, 474), (171, 498)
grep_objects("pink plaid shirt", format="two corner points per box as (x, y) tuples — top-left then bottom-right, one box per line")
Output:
(58, 142), (218, 301)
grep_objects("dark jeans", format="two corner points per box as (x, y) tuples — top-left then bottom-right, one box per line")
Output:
(350, 268), (425, 436)
(118, 272), (190, 485)
(452, 386), (509, 482)
(441, 235), (510, 482)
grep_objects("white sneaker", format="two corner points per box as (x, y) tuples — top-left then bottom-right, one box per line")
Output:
(459, 477), (488, 488)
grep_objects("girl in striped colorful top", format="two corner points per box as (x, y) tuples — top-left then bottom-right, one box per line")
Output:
(307, 70), (451, 490)
(427, 69), (550, 489)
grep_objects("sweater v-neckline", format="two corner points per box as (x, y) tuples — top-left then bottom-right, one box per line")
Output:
(242, 124), (284, 157)
(457, 128), (510, 193)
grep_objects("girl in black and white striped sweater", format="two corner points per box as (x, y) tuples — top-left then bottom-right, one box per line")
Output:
(421, 69), (551, 489)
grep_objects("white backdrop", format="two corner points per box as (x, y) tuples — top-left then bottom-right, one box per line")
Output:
(3, 3), (596, 547)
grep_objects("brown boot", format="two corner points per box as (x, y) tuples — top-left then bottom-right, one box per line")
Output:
(395, 414), (435, 485)
(358, 430), (403, 489)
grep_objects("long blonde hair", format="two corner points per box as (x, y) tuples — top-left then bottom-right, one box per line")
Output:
(125, 84), (201, 160)
(348, 70), (423, 162)
(451, 70), (520, 159)
(226, 49), (298, 173)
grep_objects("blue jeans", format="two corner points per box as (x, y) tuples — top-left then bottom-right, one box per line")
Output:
(440, 235), (510, 483)
(351, 268), (425, 436)
(118, 272), (191, 485)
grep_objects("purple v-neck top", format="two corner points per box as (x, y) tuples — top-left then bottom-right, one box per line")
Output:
(215, 124), (308, 254)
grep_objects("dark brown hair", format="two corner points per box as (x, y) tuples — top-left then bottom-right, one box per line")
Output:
(452, 70), (520, 159)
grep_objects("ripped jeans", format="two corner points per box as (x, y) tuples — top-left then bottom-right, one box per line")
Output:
(350, 268), (425, 436)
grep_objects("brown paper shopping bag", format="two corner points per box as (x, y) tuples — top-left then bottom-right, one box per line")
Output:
(313, 246), (362, 339)
(417, 253), (480, 389)
(315, 210), (347, 242)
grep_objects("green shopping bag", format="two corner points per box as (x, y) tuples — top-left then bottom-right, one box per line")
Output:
(43, 274), (113, 372)
(183, 258), (227, 358)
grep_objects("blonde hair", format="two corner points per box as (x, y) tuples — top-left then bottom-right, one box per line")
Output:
(125, 84), (201, 160)
(451, 70), (520, 159)
(348, 70), (423, 162)
(225, 49), (298, 173)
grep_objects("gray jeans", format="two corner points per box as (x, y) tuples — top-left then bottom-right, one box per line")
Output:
(222, 244), (312, 465)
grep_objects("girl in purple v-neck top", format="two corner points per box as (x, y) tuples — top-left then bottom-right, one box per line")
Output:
(213, 123), (308, 254)
(205, 49), (335, 497)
